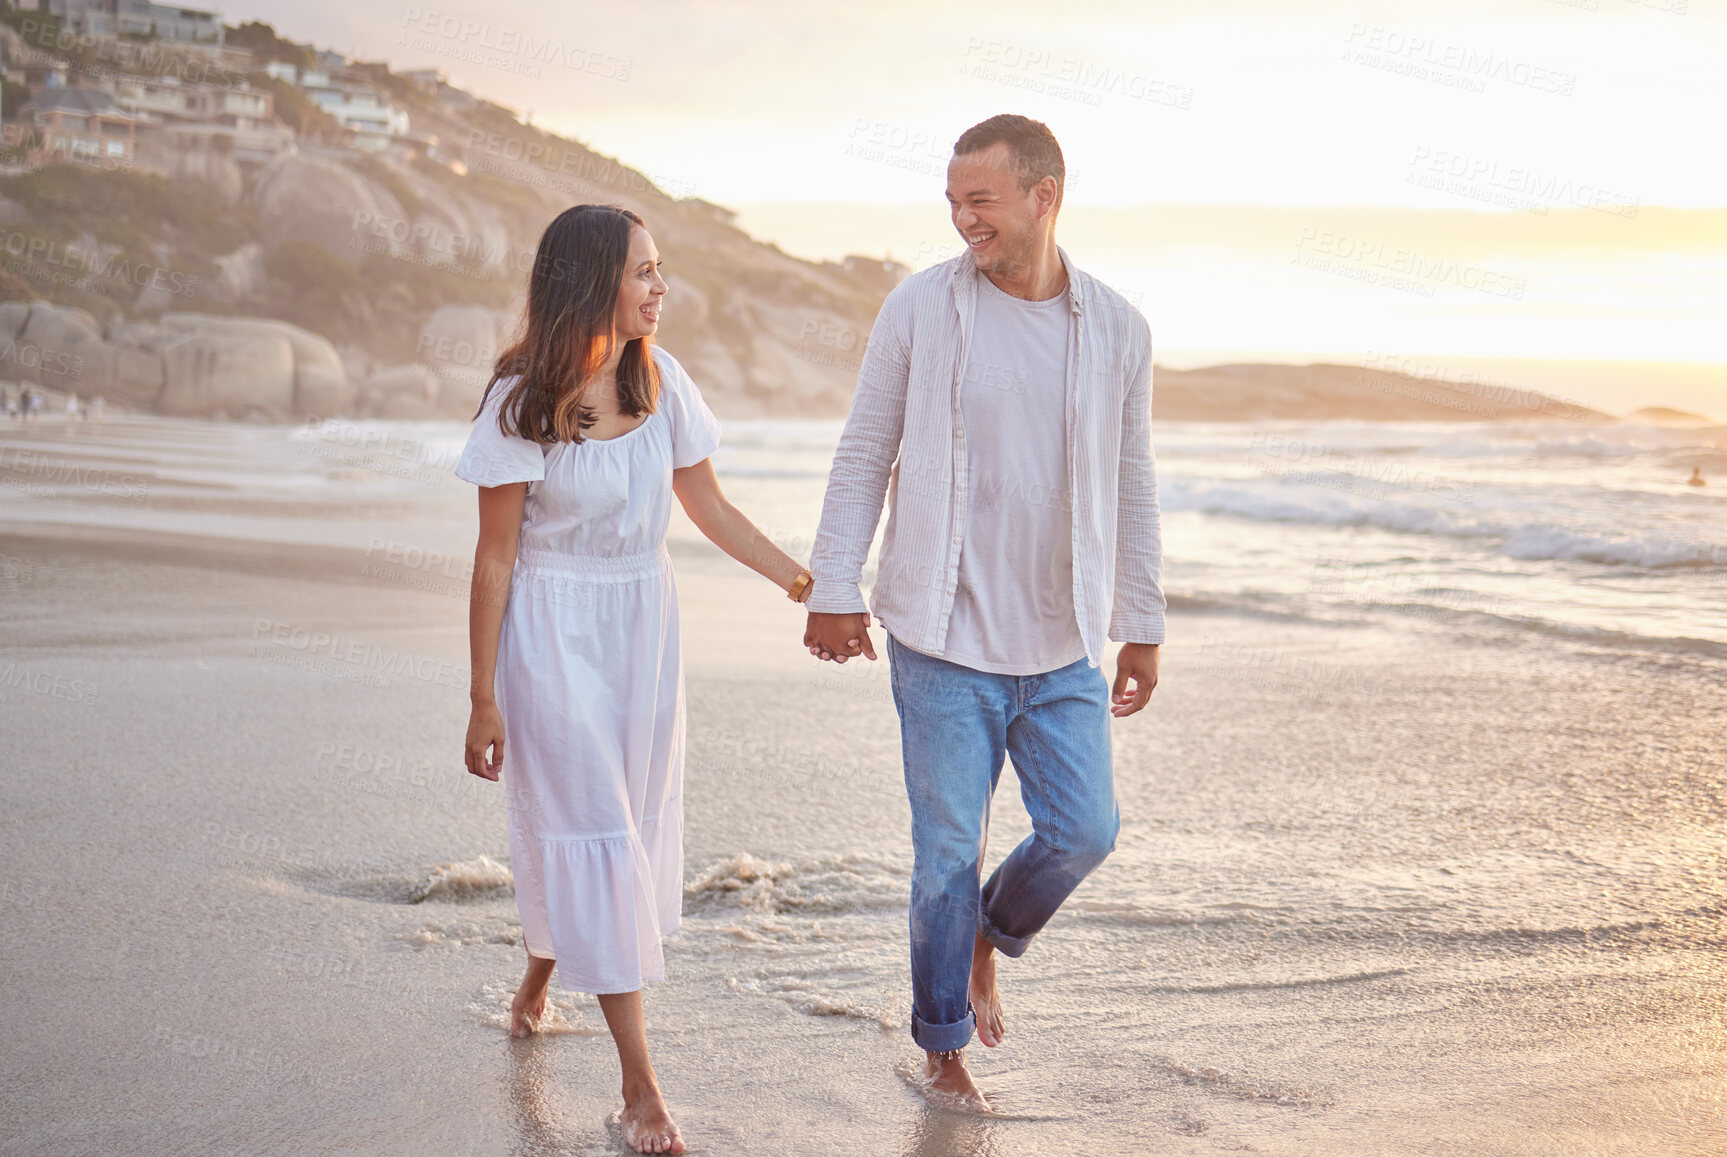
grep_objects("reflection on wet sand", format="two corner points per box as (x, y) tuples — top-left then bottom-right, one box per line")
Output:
(508, 1036), (581, 1156)
(904, 1103), (1006, 1157)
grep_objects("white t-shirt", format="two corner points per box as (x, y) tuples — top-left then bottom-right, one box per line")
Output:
(938, 274), (1086, 675)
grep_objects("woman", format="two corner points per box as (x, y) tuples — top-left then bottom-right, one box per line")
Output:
(458, 204), (814, 1155)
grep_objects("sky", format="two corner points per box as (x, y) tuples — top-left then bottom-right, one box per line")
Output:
(224, 0), (1727, 415)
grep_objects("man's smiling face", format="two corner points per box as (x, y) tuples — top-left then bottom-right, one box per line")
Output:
(945, 141), (1057, 276)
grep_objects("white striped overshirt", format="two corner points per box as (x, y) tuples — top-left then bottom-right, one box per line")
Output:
(807, 246), (1166, 667)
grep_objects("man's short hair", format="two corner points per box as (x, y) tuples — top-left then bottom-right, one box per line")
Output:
(953, 114), (1065, 205)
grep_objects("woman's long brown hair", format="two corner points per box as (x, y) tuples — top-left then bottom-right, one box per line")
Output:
(481, 204), (660, 444)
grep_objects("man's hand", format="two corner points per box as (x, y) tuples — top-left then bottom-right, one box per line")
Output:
(1111, 642), (1160, 717)
(805, 612), (877, 663)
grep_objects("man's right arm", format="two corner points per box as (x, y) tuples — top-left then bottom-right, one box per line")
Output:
(806, 287), (912, 618)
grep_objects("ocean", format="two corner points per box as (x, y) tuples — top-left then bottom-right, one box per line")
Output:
(2, 410), (1723, 1155)
(711, 414), (1727, 661)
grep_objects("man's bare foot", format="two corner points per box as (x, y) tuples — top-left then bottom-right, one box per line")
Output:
(619, 1086), (685, 1154)
(970, 934), (1006, 1048)
(509, 982), (548, 1038)
(920, 1050), (992, 1114)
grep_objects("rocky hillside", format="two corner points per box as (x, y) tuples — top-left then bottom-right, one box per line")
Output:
(0, 21), (1604, 426)
(0, 25), (901, 421)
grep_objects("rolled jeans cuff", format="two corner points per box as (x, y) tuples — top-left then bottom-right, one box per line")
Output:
(978, 909), (1035, 960)
(910, 1008), (975, 1053)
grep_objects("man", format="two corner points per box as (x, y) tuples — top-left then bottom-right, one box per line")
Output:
(804, 114), (1165, 1110)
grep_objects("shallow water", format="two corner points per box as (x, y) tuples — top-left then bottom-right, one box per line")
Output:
(711, 414), (1727, 656)
(2, 413), (1724, 1154)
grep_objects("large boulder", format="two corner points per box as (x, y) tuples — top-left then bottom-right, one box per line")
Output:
(284, 334), (352, 419)
(114, 345), (167, 405)
(0, 301), (30, 341)
(169, 153), (244, 206)
(10, 303), (143, 402)
(112, 316), (292, 418)
(143, 314), (353, 419)
(1, 306), (359, 420)
(250, 154), (408, 258)
(16, 302), (107, 368)
(384, 161), (518, 276)
(360, 363), (440, 419)
(154, 328), (296, 419)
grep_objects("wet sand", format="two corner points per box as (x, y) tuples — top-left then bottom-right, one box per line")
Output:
(1, 415), (1724, 1155)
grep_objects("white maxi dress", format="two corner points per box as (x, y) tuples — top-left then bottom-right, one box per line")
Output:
(454, 346), (721, 994)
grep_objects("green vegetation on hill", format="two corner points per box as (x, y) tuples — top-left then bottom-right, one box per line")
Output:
(0, 167), (248, 323)
(255, 240), (514, 357)
(0, 160), (514, 358)
(254, 76), (342, 140)
(0, 18), (896, 411)
(223, 20), (317, 69)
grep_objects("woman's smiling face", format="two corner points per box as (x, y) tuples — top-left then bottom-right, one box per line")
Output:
(613, 225), (668, 342)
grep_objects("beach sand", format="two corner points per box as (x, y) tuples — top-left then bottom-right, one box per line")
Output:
(1, 414), (1723, 1155)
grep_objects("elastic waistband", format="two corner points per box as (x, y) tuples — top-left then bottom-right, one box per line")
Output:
(515, 544), (669, 579)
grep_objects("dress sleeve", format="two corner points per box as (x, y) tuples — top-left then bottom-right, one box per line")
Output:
(657, 349), (722, 468)
(455, 381), (546, 487)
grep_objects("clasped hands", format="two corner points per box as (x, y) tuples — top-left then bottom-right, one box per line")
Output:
(802, 611), (1159, 717)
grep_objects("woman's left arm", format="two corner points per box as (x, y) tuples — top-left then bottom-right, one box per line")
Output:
(673, 458), (807, 595)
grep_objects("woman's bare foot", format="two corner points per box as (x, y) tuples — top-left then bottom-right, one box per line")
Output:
(510, 956), (556, 1038)
(921, 1050), (992, 1114)
(969, 934), (1006, 1048)
(620, 1086), (685, 1154)
(509, 986), (547, 1038)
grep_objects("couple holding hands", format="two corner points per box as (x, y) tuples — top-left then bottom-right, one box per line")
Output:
(458, 114), (1163, 1153)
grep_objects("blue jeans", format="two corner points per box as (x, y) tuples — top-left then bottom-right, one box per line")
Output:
(886, 634), (1120, 1054)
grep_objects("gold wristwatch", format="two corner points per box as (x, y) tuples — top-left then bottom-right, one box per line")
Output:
(787, 568), (813, 603)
